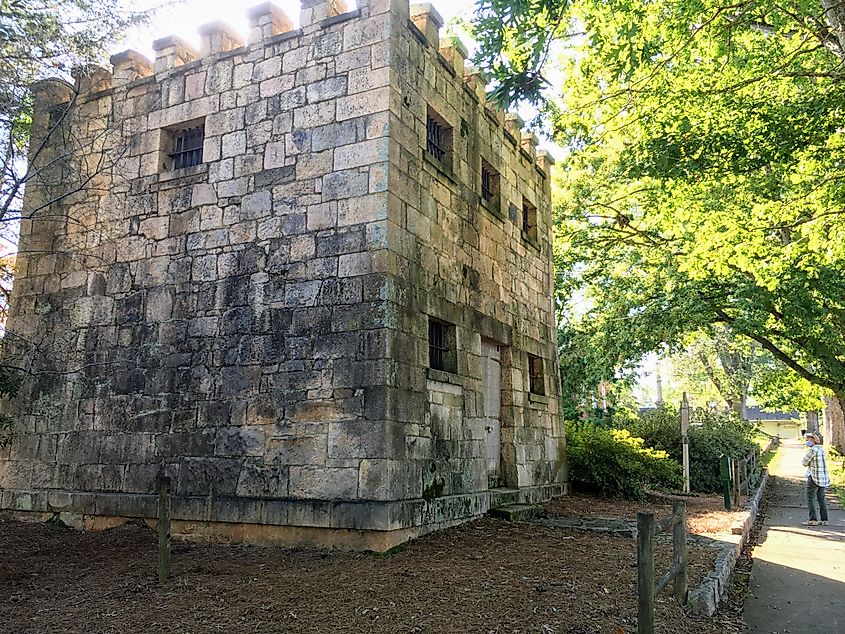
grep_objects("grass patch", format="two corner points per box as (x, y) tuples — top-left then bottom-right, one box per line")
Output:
(760, 445), (780, 470)
(366, 543), (406, 558)
(829, 447), (845, 506)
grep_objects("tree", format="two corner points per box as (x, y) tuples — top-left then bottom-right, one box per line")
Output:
(470, 0), (845, 449)
(1, 0), (148, 224)
(0, 0), (149, 446)
(668, 327), (765, 417)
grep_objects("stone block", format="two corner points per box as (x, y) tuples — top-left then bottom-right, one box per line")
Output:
(327, 419), (400, 459)
(289, 466), (358, 500)
(336, 87), (390, 121)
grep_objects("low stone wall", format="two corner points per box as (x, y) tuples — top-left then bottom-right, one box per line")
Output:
(687, 468), (771, 616)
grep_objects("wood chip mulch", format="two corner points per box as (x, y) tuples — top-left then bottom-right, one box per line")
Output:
(0, 497), (745, 634)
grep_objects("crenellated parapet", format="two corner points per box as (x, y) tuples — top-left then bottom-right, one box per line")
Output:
(28, 0), (554, 181)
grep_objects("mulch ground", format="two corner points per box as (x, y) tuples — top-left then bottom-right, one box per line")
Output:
(0, 494), (745, 634)
(545, 493), (744, 536)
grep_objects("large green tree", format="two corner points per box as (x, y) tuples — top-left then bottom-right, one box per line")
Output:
(470, 0), (845, 449)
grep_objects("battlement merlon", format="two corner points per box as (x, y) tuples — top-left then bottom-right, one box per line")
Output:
(199, 21), (245, 56)
(439, 35), (468, 77)
(71, 65), (112, 95)
(152, 35), (199, 73)
(26, 79), (75, 165)
(409, 3), (443, 48)
(246, 2), (295, 42)
(109, 50), (153, 86)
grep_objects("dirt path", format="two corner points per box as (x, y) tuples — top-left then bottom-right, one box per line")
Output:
(743, 439), (845, 633)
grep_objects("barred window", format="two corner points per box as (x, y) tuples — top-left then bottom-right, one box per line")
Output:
(528, 354), (545, 395)
(426, 107), (452, 165)
(522, 199), (538, 241)
(481, 160), (500, 206)
(169, 125), (204, 170)
(429, 318), (456, 373)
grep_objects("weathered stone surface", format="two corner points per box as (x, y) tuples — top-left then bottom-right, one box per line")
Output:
(0, 0), (566, 549)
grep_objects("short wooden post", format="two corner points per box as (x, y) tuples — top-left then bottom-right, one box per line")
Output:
(720, 454), (731, 510)
(730, 458), (739, 506)
(742, 458), (749, 496)
(672, 501), (688, 603)
(637, 512), (655, 634)
(158, 475), (171, 583)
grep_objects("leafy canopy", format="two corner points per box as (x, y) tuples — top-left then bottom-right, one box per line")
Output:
(0, 0), (149, 225)
(470, 0), (845, 396)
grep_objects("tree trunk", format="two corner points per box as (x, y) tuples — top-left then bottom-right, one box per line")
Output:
(729, 394), (746, 419)
(822, 395), (845, 452)
(805, 410), (820, 434)
(822, 0), (845, 57)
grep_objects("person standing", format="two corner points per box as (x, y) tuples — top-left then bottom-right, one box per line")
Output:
(801, 432), (830, 526)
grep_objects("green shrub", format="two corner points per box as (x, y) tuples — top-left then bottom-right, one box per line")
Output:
(625, 408), (759, 493)
(565, 421), (683, 499)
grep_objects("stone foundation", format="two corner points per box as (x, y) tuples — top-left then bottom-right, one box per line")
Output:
(3, 483), (566, 550)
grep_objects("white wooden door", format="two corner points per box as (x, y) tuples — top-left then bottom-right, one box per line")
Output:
(481, 338), (502, 487)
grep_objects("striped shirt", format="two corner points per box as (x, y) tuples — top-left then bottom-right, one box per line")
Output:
(802, 445), (831, 487)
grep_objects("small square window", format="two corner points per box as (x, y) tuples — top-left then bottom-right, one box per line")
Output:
(528, 354), (545, 395)
(426, 107), (452, 166)
(522, 199), (538, 241)
(481, 160), (500, 208)
(48, 104), (69, 128)
(161, 120), (205, 172)
(429, 317), (457, 373)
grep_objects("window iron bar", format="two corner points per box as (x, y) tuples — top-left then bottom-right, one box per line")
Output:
(426, 116), (447, 162)
(169, 126), (204, 170)
(523, 203), (536, 235)
(429, 320), (447, 371)
(481, 166), (494, 201)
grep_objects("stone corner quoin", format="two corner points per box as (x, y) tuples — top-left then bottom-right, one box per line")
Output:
(0, 0), (567, 551)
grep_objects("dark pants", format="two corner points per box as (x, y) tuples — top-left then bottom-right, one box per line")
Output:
(806, 477), (829, 522)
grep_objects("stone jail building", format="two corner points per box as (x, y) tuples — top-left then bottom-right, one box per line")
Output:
(0, 0), (568, 549)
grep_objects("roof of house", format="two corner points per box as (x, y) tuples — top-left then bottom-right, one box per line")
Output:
(744, 406), (800, 421)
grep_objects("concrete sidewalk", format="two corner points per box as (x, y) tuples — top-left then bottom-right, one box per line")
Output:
(743, 439), (844, 633)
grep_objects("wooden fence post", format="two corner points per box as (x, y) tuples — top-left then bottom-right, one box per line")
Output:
(672, 501), (688, 603)
(637, 512), (655, 634)
(158, 475), (171, 583)
(720, 454), (731, 510)
(742, 458), (749, 496)
(730, 458), (740, 507)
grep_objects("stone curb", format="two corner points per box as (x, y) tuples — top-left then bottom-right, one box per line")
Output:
(687, 468), (770, 616)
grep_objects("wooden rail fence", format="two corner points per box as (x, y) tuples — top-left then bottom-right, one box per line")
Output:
(637, 500), (688, 634)
(720, 449), (758, 510)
